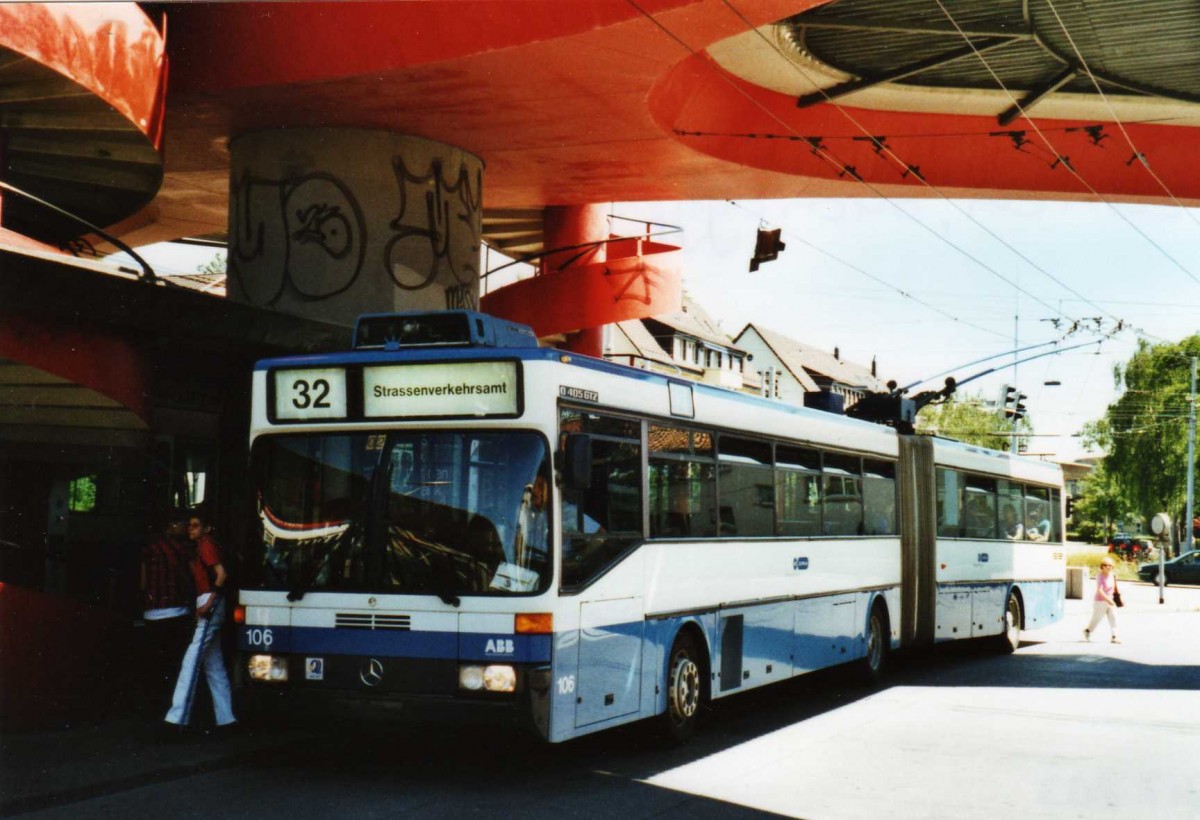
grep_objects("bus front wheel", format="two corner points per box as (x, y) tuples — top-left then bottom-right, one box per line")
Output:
(660, 631), (703, 744)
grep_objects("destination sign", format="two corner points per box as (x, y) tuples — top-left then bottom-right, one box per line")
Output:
(363, 361), (519, 418)
(273, 368), (349, 421)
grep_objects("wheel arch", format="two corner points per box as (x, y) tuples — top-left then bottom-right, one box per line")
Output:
(865, 591), (894, 646)
(1007, 583), (1026, 629)
(665, 618), (712, 701)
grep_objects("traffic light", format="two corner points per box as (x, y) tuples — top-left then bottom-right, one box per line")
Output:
(749, 228), (786, 272)
(997, 384), (1017, 412)
(1065, 496), (1075, 519)
(998, 384), (1027, 420)
(1009, 391), (1027, 421)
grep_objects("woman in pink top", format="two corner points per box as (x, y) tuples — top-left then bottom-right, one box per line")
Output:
(1083, 558), (1120, 643)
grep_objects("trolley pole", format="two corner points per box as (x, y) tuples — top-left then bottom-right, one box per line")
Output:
(1186, 356), (1196, 555)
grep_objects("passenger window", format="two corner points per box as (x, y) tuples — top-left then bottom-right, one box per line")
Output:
(862, 459), (897, 536)
(997, 480), (1025, 540)
(1023, 486), (1052, 542)
(822, 453), (862, 536)
(963, 475), (997, 540)
(649, 459), (717, 538)
(936, 468), (964, 537)
(718, 436), (773, 537)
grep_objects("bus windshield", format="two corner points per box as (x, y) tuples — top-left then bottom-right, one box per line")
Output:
(247, 431), (551, 597)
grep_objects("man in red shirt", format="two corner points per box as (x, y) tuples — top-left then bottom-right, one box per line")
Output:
(163, 513), (237, 732)
(141, 514), (193, 706)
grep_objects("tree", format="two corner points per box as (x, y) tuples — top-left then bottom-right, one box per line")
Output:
(1070, 461), (1133, 543)
(1097, 335), (1199, 546)
(197, 252), (226, 276)
(915, 391), (1032, 451)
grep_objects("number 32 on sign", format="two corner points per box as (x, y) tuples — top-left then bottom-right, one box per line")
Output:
(274, 368), (347, 420)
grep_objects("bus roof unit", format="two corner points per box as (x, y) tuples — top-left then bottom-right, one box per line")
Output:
(353, 310), (538, 351)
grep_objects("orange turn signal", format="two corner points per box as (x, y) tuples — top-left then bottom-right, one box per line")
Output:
(233, 605), (246, 625)
(515, 613), (553, 634)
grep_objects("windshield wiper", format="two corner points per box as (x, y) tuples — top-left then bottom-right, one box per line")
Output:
(287, 532), (345, 602)
(431, 553), (461, 608)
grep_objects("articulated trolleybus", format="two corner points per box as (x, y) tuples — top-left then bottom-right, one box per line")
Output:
(238, 310), (1065, 743)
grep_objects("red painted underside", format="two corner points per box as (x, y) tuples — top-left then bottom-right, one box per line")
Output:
(159, 1), (1200, 207)
(0, 3), (166, 147)
(482, 237), (684, 339)
(0, 310), (149, 423)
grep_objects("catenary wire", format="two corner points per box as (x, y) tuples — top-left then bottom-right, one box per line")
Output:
(931, 0), (1200, 287)
(726, 199), (1011, 339)
(716, 0), (1124, 326)
(1041, 0), (1200, 237)
(629, 0), (1087, 326)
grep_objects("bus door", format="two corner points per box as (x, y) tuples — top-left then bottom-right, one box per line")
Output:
(574, 596), (643, 728)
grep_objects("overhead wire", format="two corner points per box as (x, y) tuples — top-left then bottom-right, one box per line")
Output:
(930, 0), (1200, 287)
(1041, 0), (1200, 237)
(726, 199), (1010, 339)
(629, 0), (1088, 327)
(715, 0), (1125, 327)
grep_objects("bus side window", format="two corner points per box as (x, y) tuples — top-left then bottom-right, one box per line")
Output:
(561, 437), (642, 589)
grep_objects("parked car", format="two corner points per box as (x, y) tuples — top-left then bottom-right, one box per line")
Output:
(1138, 550), (1200, 586)
(1109, 534), (1156, 561)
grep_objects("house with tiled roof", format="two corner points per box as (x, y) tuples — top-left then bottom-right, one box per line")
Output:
(606, 296), (760, 392)
(733, 323), (885, 410)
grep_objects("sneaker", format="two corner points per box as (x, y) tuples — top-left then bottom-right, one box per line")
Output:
(1083, 629), (1091, 642)
(1111, 636), (1121, 644)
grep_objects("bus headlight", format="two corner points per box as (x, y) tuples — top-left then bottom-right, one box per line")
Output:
(483, 665), (516, 693)
(459, 665), (485, 691)
(249, 654), (288, 683)
(459, 664), (516, 692)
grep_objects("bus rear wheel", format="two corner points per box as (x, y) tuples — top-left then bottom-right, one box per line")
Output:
(858, 604), (889, 684)
(660, 631), (703, 744)
(996, 591), (1022, 654)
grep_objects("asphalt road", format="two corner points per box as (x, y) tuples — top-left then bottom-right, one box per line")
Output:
(4, 580), (1198, 819)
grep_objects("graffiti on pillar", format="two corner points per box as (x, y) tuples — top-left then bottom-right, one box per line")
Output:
(228, 170), (367, 306)
(444, 283), (478, 311)
(384, 156), (482, 292)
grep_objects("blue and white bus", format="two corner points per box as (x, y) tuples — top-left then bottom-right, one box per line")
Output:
(236, 310), (1065, 743)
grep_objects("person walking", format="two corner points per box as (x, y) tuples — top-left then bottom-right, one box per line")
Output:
(1083, 557), (1121, 644)
(140, 513), (194, 708)
(163, 512), (237, 734)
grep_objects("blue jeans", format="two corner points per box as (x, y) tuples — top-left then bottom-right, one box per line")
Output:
(165, 597), (235, 726)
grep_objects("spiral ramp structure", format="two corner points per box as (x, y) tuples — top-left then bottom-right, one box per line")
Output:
(0, 4), (166, 244)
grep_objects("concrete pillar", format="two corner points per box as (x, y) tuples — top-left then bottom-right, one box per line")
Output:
(227, 128), (483, 327)
(543, 204), (610, 357)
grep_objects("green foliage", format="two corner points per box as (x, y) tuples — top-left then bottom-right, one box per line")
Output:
(915, 392), (1031, 451)
(68, 475), (97, 513)
(197, 252), (227, 276)
(1066, 551), (1139, 581)
(1072, 461), (1134, 543)
(1101, 336), (1199, 528)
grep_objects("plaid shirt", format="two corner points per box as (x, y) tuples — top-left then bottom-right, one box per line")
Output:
(142, 536), (193, 611)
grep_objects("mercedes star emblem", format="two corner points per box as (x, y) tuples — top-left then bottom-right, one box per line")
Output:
(359, 658), (385, 687)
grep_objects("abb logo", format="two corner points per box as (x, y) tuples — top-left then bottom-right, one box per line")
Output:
(485, 638), (514, 655)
